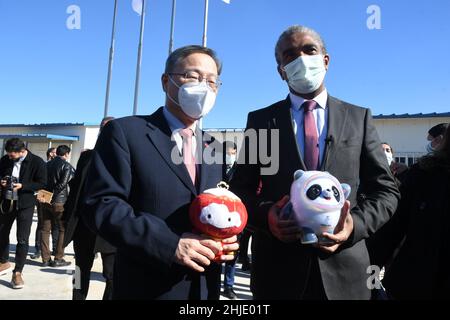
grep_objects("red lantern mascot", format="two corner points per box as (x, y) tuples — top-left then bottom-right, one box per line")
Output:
(189, 182), (248, 260)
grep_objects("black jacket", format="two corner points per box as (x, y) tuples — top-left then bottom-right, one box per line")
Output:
(368, 163), (450, 299)
(63, 150), (116, 254)
(46, 156), (75, 204)
(0, 151), (47, 210)
(230, 95), (400, 300)
(82, 108), (223, 299)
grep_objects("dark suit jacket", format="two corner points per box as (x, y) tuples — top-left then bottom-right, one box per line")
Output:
(0, 151), (47, 210)
(63, 150), (115, 254)
(230, 95), (400, 300)
(368, 163), (450, 299)
(82, 107), (223, 300)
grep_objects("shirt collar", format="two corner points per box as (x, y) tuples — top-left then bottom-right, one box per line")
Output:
(290, 89), (328, 111)
(14, 152), (27, 164)
(163, 107), (197, 135)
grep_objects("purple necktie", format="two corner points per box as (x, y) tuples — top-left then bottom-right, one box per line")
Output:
(180, 128), (196, 184)
(302, 100), (319, 171)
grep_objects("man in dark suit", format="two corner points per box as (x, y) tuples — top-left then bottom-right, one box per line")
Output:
(82, 45), (238, 300)
(0, 138), (47, 289)
(230, 25), (400, 300)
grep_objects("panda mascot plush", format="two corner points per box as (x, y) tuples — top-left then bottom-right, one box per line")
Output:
(189, 182), (248, 260)
(281, 170), (351, 245)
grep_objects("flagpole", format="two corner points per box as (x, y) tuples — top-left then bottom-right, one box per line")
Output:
(103, 0), (118, 118)
(202, 0), (209, 47)
(199, 0), (209, 129)
(168, 0), (176, 55)
(133, 0), (146, 116)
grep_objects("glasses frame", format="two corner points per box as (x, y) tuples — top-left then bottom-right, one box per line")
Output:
(168, 71), (222, 90)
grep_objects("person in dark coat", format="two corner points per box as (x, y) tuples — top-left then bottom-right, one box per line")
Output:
(368, 126), (450, 299)
(0, 138), (47, 289)
(230, 25), (400, 300)
(82, 45), (238, 300)
(63, 117), (116, 300)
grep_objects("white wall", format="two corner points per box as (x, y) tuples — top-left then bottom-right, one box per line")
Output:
(83, 127), (100, 150)
(0, 125), (92, 166)
(373, 117), (450, 155)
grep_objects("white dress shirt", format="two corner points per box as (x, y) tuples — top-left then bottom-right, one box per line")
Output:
(12, 155), (26, 182)
(290, 89), (329, 167)
(163, 107), (197, 159)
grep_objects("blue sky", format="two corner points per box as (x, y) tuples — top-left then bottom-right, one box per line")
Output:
(0, 0), (449, 128)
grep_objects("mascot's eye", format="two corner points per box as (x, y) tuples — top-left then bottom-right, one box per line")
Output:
(306, 184), (322, 200)
(207, 214), (212, 219)
(332, 186), (340, 202)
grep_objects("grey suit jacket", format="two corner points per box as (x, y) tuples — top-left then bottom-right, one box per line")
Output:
(230, 95), (400, 300)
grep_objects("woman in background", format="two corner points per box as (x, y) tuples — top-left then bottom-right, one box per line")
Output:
(369, 126), (450, 299)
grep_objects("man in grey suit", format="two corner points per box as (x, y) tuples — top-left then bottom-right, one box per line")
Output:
(231, 25), (400, 300)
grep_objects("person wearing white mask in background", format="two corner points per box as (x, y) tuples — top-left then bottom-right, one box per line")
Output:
(382, 142), (408, 186)
(231, 25), (399, 300)
(426, 123), (449, 154)
(82, 45), (238, 300)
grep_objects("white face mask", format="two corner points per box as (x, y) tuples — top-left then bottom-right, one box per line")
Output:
(225, 154), (236, 166)
(283, 54), (327, 94)
(167, 77), (216, 120)
(385, 151), (393, 166)
(426, 141), (435, 153)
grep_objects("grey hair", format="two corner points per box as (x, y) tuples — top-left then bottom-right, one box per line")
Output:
(165, 45), (222, 75)
(275, 25), (327, 65)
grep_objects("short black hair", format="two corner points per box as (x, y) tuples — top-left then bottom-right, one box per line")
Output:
(5, 138), (26, 153)
(381, 142), (393, 154)
(165, 45), (222, 75)
(46, 147), (56, 158)
(100, 116), (115, 128)
(56, 145), (71, 157)
(223, 141), (237, 151)
(428, 123), (449, 138)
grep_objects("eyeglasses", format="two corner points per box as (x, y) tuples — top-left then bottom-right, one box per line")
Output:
(168, 71), (222, 90)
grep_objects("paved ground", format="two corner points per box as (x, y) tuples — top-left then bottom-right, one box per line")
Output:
(0, 213), (252, 300)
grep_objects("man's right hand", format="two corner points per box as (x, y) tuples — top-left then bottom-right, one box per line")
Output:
(174, 232), (222, 273)
(268, 195), (303, 243)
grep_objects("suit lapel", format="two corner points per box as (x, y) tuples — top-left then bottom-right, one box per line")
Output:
(273, 97), (306, 171)
(145, 108), (197, 195)
(320, 96), (348, 171)
(19, 154), (30, 182)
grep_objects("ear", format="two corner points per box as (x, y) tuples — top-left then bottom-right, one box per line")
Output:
(161, 73), (169, 93)
(277, 65), (287, 81)
(323, 54), (330, 71)
(293, 170), (305, 181)
(341, 183), (351, 199)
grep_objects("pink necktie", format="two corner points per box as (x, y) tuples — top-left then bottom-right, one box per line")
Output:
(302, 100), (319, 171)
(180, 128), (196, 184)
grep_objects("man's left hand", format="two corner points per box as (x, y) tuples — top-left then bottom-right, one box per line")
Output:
(13, 183), (23, 191)
(316, 200), (353, 253)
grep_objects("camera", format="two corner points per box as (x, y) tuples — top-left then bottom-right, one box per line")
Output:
(1, 176), (19, 214)
(2, 175), (19, 201)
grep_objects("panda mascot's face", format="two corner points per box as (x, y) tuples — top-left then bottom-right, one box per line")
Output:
(303, 176), (344, 211)
(290, 170), (351, 243)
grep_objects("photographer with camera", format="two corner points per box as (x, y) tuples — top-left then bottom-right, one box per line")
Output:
(0, 138), (47, 289)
